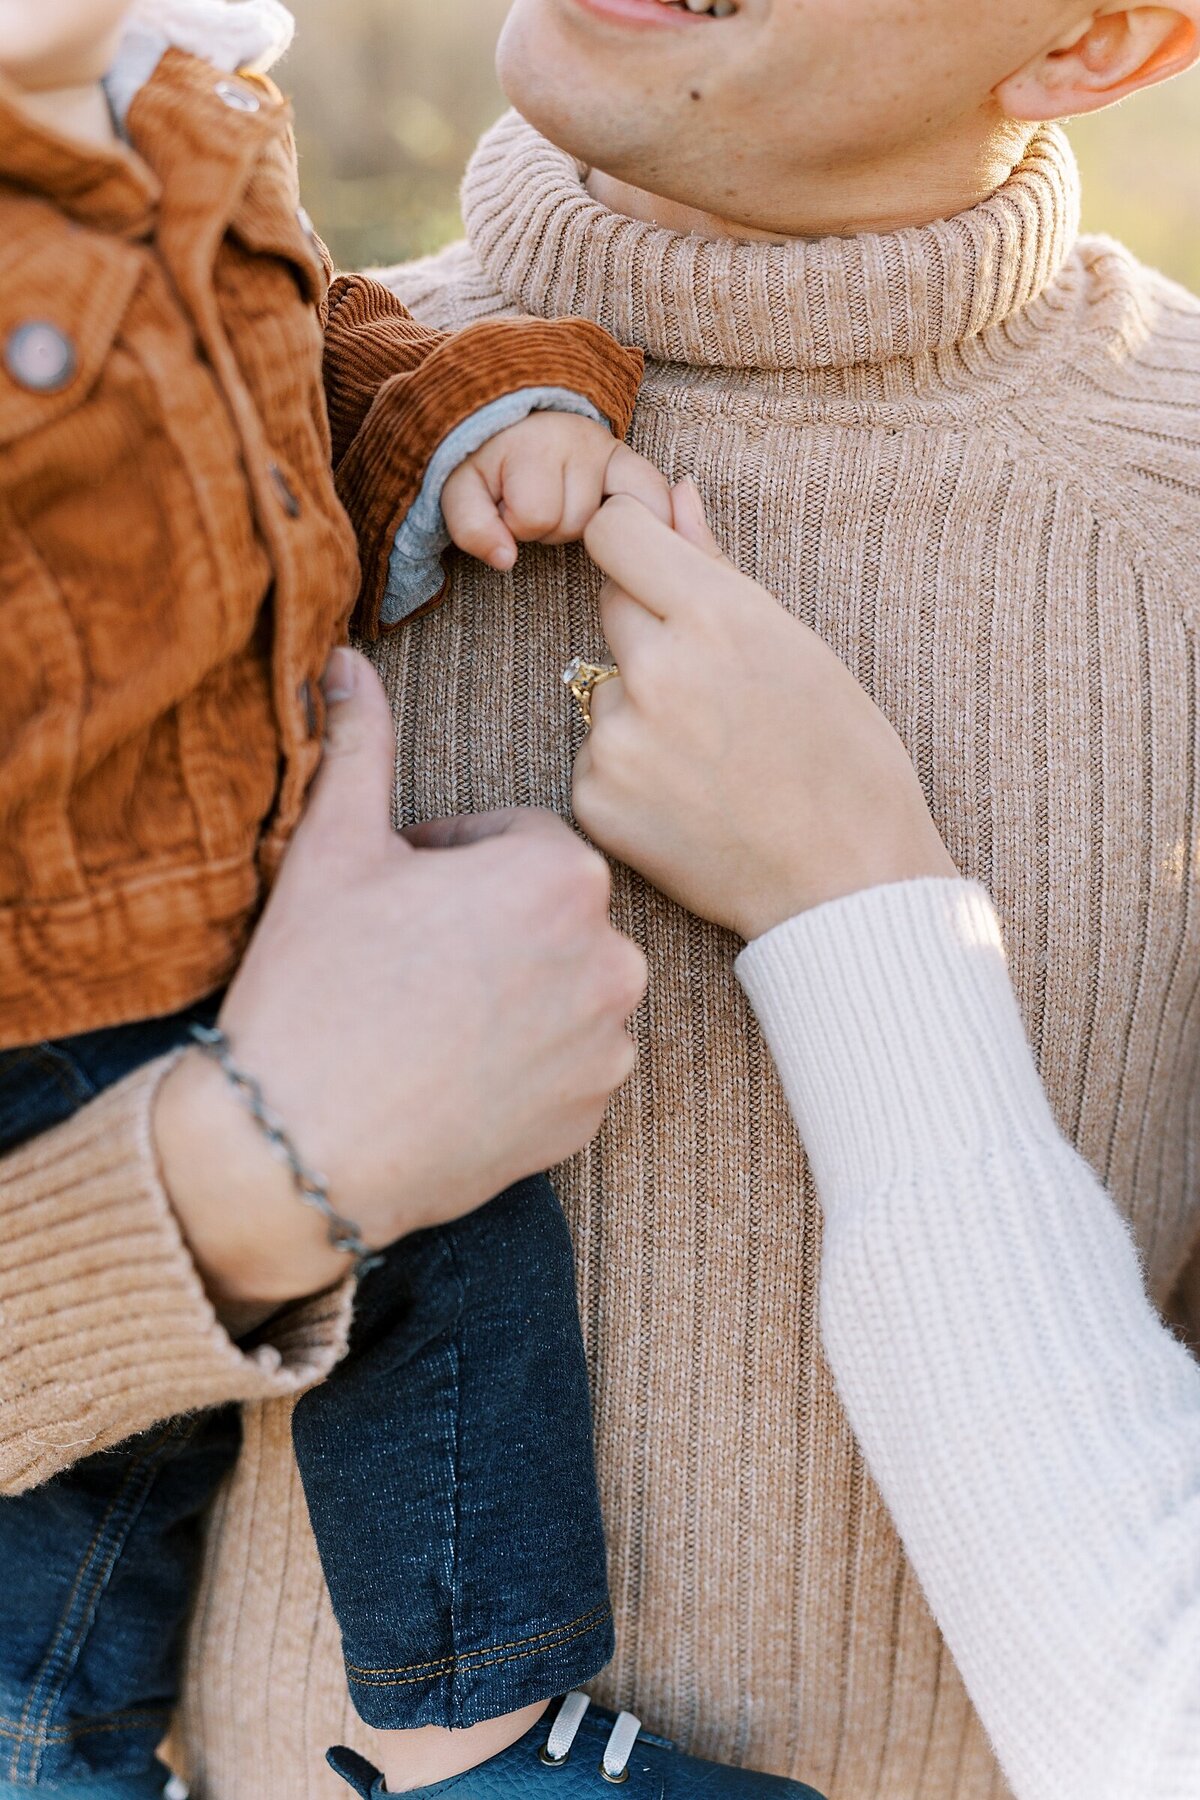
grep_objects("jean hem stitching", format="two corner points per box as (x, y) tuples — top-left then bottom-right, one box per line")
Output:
(445, 1228), (468, 1731)
(344, 1599), (612, 1678)
(346, 1603), (613, 1687)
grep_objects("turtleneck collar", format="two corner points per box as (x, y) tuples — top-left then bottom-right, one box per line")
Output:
(462, 110), (1081, 374)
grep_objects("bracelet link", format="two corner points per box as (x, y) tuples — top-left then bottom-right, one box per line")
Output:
(188, 1024), (384, 1281)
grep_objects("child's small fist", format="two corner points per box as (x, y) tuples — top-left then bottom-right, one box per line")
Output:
(441, 412), (672, 572)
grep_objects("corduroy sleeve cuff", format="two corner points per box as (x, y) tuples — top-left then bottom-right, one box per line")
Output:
(0, 1056), (353, 1495)
(331, 311), (644, 638)
(735, 878), (1063, 1205)
(322, 274), (453, 462)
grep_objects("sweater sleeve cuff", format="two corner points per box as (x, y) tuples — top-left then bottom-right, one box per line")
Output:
(337, 316), (644, 638)
(734, 878), (1062, 1203)
(0, 1056), (353, 1494)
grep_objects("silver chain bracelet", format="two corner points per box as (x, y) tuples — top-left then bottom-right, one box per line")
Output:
(188, 1023), (384, 1281)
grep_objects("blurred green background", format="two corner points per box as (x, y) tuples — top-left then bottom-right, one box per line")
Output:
(283, 0), (1200, 292)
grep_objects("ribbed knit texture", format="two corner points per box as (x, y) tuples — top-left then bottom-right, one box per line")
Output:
(160, 113), (1200, 1800)
(0, 1057), (353, 1496)
(736, 882), (1065, 1198)
(737, 878), (1200, 1800)
(457, 119), (1078, 373)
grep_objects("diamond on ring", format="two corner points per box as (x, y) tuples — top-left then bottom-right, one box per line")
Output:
(563, 656), (620, 729)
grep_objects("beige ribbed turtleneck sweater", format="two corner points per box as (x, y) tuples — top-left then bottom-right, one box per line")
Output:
(362, 115), (1200, 1800)
(4, 110), (1200, 1800)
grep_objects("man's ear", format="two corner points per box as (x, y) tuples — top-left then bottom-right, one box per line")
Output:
(996, 6), (1200, 120)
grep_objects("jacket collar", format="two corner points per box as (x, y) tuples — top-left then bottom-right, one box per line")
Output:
(0, 1), (294, 234)
(106, 0), (294, 127)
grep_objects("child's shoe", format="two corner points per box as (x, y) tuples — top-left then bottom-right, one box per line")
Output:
(328, 1692), (827, 1800)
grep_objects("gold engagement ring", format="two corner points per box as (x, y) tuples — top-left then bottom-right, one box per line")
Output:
(563, 656), (620, 729)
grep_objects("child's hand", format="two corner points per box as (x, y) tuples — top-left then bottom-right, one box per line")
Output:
(441, 412), (673, 572)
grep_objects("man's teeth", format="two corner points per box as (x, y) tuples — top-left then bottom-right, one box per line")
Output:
(658, 0), (737, 15)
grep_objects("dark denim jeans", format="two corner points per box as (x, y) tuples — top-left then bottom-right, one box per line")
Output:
(0, 1003), (613, 1795)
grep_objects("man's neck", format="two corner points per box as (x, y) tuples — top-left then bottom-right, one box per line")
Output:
(14, 80), (118, 149)
(584, 117), (1037, 242)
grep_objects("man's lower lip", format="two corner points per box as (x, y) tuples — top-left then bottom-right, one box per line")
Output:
(565, 0), (716, 28)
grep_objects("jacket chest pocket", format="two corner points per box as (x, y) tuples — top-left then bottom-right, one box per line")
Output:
(0, 216), (144, 453)
(0, 222), (144, 905)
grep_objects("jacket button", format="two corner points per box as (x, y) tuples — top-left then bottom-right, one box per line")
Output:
(214, 78), (261, 114)
(298, 679), (320, 736)
(5, 322), (76, 395)
(269, 463), (301, 519)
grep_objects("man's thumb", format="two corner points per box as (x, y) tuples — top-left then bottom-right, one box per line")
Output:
(299, 648), (398, 846)
(671, 477), (725, 559)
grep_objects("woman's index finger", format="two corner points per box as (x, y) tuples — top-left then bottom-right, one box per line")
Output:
(583, 494), (710, 621)
(598, 580), (666, 673)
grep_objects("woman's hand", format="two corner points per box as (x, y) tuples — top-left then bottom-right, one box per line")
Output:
(573, 483), (957, 942)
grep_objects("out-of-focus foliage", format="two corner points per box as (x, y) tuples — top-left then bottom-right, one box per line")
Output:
(286, 0), (511, 270)
(1071, 82), (1200, 294)
(284, 0), (1200, 294)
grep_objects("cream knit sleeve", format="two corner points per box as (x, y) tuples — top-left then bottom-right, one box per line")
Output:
(0, 1056), (353, 1495)
(736, 880), (1200, 1800)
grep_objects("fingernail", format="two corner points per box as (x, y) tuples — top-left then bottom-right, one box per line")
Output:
(321, 647), (356, 704)
(491, 544), (517, 570)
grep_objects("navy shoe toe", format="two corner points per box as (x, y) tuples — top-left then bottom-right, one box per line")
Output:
(328, 1693), (826, 1800)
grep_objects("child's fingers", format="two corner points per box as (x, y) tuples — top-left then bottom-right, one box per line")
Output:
(604, 443), (674, 526)
(549, 454), (607, 544)
(497, 458), (567, 542)
(442, 462), (519, 570)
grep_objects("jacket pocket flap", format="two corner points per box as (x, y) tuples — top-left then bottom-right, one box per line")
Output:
(0, 221), (144, 448)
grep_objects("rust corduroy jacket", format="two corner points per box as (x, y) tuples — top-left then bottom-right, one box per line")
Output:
(0, 50), (642, 1050)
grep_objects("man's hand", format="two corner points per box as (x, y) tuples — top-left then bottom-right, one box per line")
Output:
(440, 411), (672, 572)
(156, 650), (647, 1309)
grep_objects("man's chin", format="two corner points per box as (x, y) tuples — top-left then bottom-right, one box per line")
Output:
(496, 0), (690, 173)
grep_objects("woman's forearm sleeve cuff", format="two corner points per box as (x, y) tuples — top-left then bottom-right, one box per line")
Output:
(734, 877), (1062, 1202)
